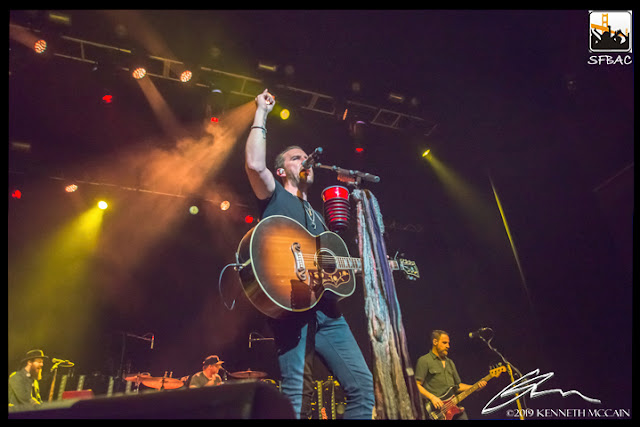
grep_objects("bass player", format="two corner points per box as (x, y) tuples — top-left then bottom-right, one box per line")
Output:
(415, 330), (487, 420)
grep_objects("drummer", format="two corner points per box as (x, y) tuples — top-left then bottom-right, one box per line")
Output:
(189, 355), (224, 388)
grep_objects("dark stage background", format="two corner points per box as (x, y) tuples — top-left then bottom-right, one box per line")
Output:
(8, 10), (632, 418)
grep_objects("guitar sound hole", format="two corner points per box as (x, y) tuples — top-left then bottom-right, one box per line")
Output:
(316, 250), (337, 274)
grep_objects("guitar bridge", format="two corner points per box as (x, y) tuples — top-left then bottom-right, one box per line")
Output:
(291, 242), (307, 281)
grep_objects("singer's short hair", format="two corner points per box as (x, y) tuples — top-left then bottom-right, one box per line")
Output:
(274, 145), (304, 172)
(431, 330), (449, 343)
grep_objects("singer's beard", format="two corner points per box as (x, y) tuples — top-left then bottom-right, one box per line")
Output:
(28, 365), (42, 380)
(298, 169), (314, 186)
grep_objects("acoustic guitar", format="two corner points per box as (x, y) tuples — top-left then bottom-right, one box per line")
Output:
(236, 215), (419, 318)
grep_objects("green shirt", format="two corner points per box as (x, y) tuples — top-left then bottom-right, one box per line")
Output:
(414, 351), (462, 397)
(188, 371), (222, 388)
(8, 369), (42, 406)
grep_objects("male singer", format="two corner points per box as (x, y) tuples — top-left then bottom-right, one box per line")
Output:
(244, 89), (374, 419)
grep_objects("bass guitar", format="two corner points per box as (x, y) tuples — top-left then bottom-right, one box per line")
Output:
(425, 364), (506, 420)
(236, 215), (419, 318)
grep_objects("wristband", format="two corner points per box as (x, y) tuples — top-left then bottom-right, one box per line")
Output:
(251, 126), (266, 133)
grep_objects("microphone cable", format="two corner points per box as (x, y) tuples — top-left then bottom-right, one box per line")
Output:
(217, 253), (251, 311)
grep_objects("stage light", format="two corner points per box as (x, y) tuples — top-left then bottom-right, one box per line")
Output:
(257, 62), (278, 72)
(220, 200), (230, 211)
(97, 200), (108, 210)
(11, 189), (22, 199)
(65, 184), (78, 193)
(127, 48), (151, 80)
(349, 119), (366, 153)
(101, 94), (113, 104)
(47, 11), (71, 26)
(33, 39), (47, 54)
(280, 108), (290, 120)
(10, 141), (31, 152)
(244, 215), (254, 224)
(189, 205), (199, 215)
(422, 149), (431, 158)
(132, 66), (147, 79)
(388, 92), (405, 103)
(180, 69), (193, 83)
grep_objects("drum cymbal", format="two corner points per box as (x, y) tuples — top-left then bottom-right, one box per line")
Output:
(140, 376), (184, 390)
(229, 369), (267, 379)
(124, 373), (152, 382)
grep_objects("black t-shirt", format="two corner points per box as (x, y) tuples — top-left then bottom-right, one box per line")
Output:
(260, 180), (327, 235)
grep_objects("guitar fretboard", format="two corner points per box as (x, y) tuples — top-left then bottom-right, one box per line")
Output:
(335, 256), (399, 271)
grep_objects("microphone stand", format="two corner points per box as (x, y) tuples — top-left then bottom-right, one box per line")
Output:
(477, 331), (526, 420)
(314, 162), (380, 187)
(48, 359), (74, 402)
(118, 331), (154, 379)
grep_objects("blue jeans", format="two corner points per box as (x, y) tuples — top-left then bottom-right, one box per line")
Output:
(269, 304), (375, 419)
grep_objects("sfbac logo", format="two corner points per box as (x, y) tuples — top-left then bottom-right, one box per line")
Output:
(589, 11), (632, 53)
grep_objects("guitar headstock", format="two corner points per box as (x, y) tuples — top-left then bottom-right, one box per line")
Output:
(398, 258), (420, 280)
(489, 363), (507, 378)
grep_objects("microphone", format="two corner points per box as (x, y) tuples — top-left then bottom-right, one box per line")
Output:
(468, 327), (491, 339)
(301, 147), (323, 170)
(150, 334), (154, 349)
(51, 358), (74, 367)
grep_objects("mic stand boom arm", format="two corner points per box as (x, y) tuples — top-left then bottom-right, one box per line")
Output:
(314, 163), (380, 186)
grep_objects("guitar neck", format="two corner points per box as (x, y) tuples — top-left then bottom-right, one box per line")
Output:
(336, 256), (400, 272)
(455, 373), (494, 404)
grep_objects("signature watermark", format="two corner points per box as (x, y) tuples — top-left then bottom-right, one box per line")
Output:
(504, 407), (631, 419)
(481, 369), (631, 419)
(482, 369), (599, 414)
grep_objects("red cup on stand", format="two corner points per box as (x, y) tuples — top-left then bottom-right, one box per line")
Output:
(322, 186), (351, 233)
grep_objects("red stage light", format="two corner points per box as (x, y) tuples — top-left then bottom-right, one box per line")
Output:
(211, 117), (219, 123)
(355, 147), (364, 153)
(244, 215), (254, 224)
(102, 94), (113, 104)
(11, 189), (22, 199)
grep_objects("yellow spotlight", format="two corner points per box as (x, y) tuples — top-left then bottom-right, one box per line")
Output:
(189, 205), (199, 215)
(220, 200), (231, 211)
(422, 149), (431, 158)
(97, 200), (108, 210)
(280, 108), (290, 120)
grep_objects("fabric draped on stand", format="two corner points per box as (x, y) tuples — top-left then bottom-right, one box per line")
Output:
(351, 189), (424, 420)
